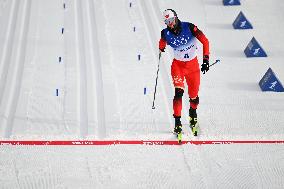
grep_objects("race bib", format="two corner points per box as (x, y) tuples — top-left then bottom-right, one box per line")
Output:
(173, 38), (198, 61)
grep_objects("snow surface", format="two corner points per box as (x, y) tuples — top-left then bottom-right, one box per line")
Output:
(0, 0), (284, 188)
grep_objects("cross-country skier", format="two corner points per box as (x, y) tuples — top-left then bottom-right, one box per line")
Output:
(159, 9), (210, 138)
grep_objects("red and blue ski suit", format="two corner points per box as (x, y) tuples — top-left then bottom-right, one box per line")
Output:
(159, 20), (209, 117)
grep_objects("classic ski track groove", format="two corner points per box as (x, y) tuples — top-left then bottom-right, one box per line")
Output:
(0, 0), (19, 108)
(86, 0), (106, 138)
(2, 0), (31, 138)
(74, 0), (89, 137)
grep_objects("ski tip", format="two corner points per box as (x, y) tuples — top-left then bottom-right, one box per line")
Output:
(177, 133), (182, 144)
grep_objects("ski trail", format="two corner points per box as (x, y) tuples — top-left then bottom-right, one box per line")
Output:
(0, 0), (19, 108)
(124, 0), (159, 134)
(100, 0), (167, 138)
(13, 0), (67, 138)
(99, 0), (121, 137)
(85, 0), (106, 139)
(72, 0), (107, 139)
(62, 0), (79, 135)
(2, 0), (31, 138)
(0, 0), (19, 135)
(74, 0), (88, 138)
(25, 0), (40, 135)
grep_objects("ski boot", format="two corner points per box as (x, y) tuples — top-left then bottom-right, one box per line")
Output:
(189, 108), (198, 136)
(174, 116), (182, 143)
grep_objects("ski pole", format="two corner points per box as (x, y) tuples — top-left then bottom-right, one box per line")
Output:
(209, 59), (220, 68)
(152, 51), (162, 109)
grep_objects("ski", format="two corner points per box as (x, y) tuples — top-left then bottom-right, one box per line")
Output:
(190, 124), (199, 136)
(173, 131), (183, 144)
(189, 108), (199, 137)
(177, 132), (182, 143)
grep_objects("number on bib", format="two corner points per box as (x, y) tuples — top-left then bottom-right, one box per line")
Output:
(184, 53), (189, 58)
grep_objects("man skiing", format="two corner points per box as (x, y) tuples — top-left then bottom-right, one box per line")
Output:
(158, 9), (210, 139)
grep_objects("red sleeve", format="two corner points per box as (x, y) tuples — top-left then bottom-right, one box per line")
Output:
(192, 26), (209, 56)
(159, 38), (167, 50)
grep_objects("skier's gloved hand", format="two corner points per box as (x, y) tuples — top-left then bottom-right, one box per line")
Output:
(159, 48), (165, 53)
(201, 55), (209, 74)
(159, 38), (166, 53)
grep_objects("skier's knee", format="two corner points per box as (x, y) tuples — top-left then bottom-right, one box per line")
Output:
(174, 88), (184, 100)
(190, 96), (199, 105)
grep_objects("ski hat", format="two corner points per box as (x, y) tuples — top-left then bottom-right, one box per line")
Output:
(163, 9), (177, 26)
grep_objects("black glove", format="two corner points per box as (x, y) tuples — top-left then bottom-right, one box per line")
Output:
(201, 55), (209, 74)
(159, 48), (165, 52)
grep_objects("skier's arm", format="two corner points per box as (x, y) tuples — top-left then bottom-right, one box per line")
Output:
(189, 23), (209, 57)
(159, 30), (167, 52)
(189, 23), (210, 74)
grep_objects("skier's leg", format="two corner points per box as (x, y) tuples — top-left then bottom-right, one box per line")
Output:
(186, 73), (200, 109)
(173, 88), (184, 117)
(171, 60), (184, 141)
(185, 58), (200, 136)
(186, 72), (200, 136)
(185, 58), (200, 109)
(171, 59), (185, 118)
(189, 96), (199, 110)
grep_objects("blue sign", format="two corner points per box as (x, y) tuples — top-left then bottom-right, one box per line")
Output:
(233, 11), (253, 29)
(244, 37), (267, 57)
(223, 0), (241, 6)
(259, 68), (284, 92)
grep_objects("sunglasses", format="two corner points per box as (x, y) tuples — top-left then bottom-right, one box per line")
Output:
(164, 17), (176, 25)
